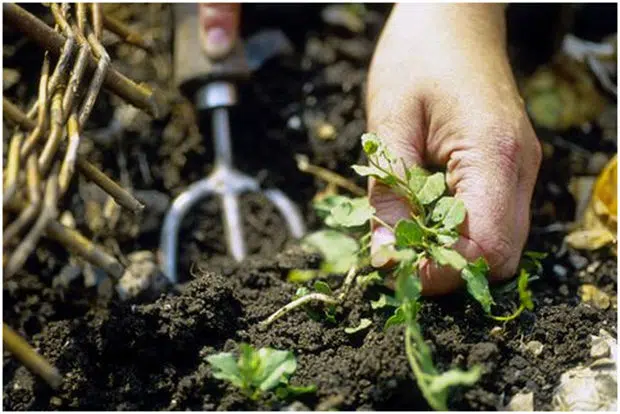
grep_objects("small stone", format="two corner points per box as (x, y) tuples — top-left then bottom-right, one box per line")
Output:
(590, 336), (610, 359)
(553, 264), (568, 282)
(525, 340), (544, 357)
(316, 122), (336, 140)
(568, 253), (589, 270)
(50, 397), (62, 407)
(321, 5), (364, 33)
(558, 284), (570, 296)
(287, 115), (302, 130)
(587, 152), (610, 175)
(580, 284), (611, 309)
(506, 391), (534, 411)
(489, 326), (504, 338)
(586, 261), (601, 274)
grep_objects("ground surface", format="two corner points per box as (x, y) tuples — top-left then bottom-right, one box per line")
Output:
(3, 4), (617, 411)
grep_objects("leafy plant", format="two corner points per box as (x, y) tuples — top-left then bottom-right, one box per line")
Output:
(207, 344), (315, 401)
(261, 132), (545, 410)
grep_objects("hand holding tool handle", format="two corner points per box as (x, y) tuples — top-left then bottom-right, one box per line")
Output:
(173, 4), (249, 100)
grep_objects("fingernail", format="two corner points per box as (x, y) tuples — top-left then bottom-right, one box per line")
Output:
(370, 226), (396, 268)
(203, 27), (232, 59)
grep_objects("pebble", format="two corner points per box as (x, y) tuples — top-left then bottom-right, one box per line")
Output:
(287, 115), (302, 130)
(559, 284), (570, 296)
(568, 253), (589, 270)
(321, 5), (364, 33)
(553, 264), (568, 282)
(525, 340), (545, 357)
(316, 122), (336, 140)
(580, 284), (611, 309)
(506, 391), (534, 411)
(590, 330), (613, 359)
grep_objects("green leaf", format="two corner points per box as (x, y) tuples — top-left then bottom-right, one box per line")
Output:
(394, 219), (425, 248)
(294, 287), (310, 299)
(461, 257), (494, 314)
(384, 305), (407, 330)
(206, 352), (244, 388)
(356, 270), (383, 288)
(276, 384), (317, 399)
(313, 195), (349, 217)
(351, 164), (389, 180)
(429, 245), (467, 271)
(302, 230), (359, 273)
(288, 269), (319, 284)
(344, 318), (372, 334)
(370, 293), (400, 309)
(395, 258), (421, 303)
(416, 172), (446, 205)
(408, 165), (430, 194)
(330, 197), (375, 228)
(361, 132), (380, 155)
(431, 197), (466, 230)
(518, 268), (534, 310)
(427, 366), (482, 395)
(313, 280), (333, 295)
(256, 348), (297, 392)
(436, 233), (459, 247)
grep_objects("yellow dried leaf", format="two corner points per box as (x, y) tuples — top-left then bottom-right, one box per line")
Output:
(565, 228), (616, 250)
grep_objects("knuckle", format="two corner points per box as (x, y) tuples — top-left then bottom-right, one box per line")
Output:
(478, 232), (515, 272)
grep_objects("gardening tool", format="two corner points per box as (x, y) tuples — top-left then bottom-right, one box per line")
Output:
(160, 4), (306, 284)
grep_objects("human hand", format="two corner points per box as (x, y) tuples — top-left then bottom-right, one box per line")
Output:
(199, 3), (241, 59)
(366, 4), (542, 295)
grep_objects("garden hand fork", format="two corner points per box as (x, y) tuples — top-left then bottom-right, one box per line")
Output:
(159, 4), (305, 284)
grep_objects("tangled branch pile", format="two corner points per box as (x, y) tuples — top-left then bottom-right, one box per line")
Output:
(2, 2), (169, 387)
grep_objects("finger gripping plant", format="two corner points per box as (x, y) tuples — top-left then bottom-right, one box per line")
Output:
(261, 132), (542, 410)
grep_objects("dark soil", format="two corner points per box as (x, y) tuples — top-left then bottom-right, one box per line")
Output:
(3, 3), (617, 411)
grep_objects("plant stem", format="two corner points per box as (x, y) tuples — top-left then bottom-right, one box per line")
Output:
(405, 323), (445, 411)
(490, 305), (525, 322)
(260, 293), (339, 328)
(372, 216), (394, 232)
(337, 265), (358, 301)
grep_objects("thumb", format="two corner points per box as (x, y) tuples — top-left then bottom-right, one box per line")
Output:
(199, 3), (241, 59)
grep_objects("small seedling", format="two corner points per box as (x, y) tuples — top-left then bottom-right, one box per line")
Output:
(206, 343), (315, 401)
(261, 132), (546, 410)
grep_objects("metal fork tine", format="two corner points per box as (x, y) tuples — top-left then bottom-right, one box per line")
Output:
(160, 177), (217, 283)
(263, 188), (306, 239)
(221, 192), (246, 261)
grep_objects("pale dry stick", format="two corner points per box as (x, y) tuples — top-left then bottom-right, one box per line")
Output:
(76, 158), (144, 213)
(4, 197), (125, 279)
(3, 3), (170, 119)
(102, 12), (154, 52)
(260, 293), (340, 328)
(260, 265), (359, 327)
(20, 54), (50, 158)
(3, 323), (63, 389)
(38, 89), (65, 175)
(50, 3), (91, 123)
(91, 3), (103, 40)
(5, 166), (59, 278)
(59, 111), (81, 195)
(79, 30), (110, 127)
(2, 99), (145, 213)
(47, 34), (75, 95)
(3, 155), (43, 244)
(76, 2), (87, 34)
(3, 131), (24, 207)
(45, 220), (124, 278)
(3, 98), (35, 130)
(295, 154), (366, 196)
(62, 43), (90, 121)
